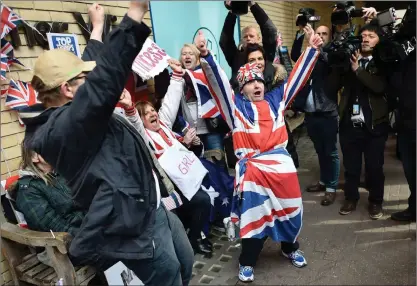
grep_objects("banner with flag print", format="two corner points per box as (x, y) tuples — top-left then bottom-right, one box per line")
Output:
(1, 54), (8, 80)
(1, 39), (13, 56)
(1, 4), (22, 39)
(5, 79), (39, 110)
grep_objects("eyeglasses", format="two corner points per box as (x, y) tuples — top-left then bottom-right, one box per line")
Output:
(71, 75), (87, 81)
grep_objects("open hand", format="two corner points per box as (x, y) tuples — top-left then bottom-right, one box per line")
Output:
(183, 128), (197, 146)
(88, 3), (105, 28)
(362, 7), (377, 19)
(303, 23), (314, 42)
(119, 89), (133, 108)
(308, 34), (323, 50)
(168, 59), (183, 74)
(350, 50), (361, 71)
(194, 31), (208, 56)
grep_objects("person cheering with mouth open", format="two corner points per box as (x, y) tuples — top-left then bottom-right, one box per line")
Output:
(196, 27), (323, 282)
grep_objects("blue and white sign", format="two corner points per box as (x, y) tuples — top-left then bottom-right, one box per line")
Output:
(150, 1), (240, 78)
(47, 33), (81, 58)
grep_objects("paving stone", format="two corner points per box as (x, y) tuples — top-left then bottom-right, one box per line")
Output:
(189, 132), (415, 285)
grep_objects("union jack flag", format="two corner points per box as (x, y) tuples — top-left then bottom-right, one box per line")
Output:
(200, 48), (319, 242)
(1, 39), (13, 56)
(184, 68), (221, 119)
(5, 79), (39, 110)
(273, 32), (284, 64)
(1, 4), (22, 39)
(1, 53), (8, 80)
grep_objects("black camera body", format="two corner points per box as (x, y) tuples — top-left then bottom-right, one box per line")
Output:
(295, 8), (321, 27)
(331, 1), (363, 25)
(326, 27), (362, 72)
(224, 1), (249, 16)
(373, 6), (416, 67)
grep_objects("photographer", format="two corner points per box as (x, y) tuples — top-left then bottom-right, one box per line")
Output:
(290, 21), (340, 206)
(337, 22), (389, 219)
(220, 1), (278, 91)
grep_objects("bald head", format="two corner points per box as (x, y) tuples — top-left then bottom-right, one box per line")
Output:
(315, 26), (330, 45)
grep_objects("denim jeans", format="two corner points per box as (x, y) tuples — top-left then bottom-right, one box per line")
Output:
(200, 133), (226, 170)
(123, 207), (194, 286)
(305, 113), (340, 190)
(398, 131), (416, 212)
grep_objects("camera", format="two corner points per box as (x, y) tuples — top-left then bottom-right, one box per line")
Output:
(295, 8), (321, 27)
(331, 1), (363, 25)
(224, 1), (249, 15)
(326, 26), (362, 72)
(373, 5), (416, 67)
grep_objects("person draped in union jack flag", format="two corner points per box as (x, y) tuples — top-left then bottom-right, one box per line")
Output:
(195, 28), (323, 282)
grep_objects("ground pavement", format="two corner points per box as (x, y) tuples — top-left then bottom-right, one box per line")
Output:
(190, 127), (416, 285)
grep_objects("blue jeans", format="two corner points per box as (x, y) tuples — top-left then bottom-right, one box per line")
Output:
(124, 207), (194, 286)
(200, 133), (226, 170)
(305, 113), (340, 190)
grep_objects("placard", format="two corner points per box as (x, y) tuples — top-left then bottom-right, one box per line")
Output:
(132, 38), (171, 81)
(47, 33), (81, 58)
(104, 262), (144, 286)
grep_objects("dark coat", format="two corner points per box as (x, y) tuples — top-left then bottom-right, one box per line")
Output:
(28, 16), (166, 267)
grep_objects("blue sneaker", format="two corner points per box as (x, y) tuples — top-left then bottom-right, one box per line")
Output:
(282, 250), (307, 268)
(238, 264), (254, 282)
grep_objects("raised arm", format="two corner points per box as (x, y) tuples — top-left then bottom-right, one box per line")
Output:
(81, 3), (105, 62)
(196, 32), (235, 130)
(250, 2), (278, 62)
(158, 60), (185, 129)
(220, 8), (238, 68)
(283, 27), (322, 108)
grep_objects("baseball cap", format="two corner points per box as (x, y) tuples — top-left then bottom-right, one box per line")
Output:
(32, 49), (96, 92)
(236, 62), (265, 91)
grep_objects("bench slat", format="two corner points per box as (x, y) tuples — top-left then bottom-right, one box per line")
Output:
(24, 263), (49, 278)
(33, 267), (55, 281)
(75, 266), (96, 284)
(16, 256), (41, 274)
(43, 271), (58, 284)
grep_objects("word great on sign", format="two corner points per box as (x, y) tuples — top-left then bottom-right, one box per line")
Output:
(178, 154), (197, 175)
(134, 42), (167, 73)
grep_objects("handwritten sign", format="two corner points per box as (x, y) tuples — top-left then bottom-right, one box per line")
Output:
(47, 33), (81, 58)
(132, 38), (171, 81)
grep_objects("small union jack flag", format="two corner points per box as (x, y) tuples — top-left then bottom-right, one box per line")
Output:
(1, 53), (8, 80)
(273, 32), (284, 64)
(5, 79), (39, 110)
(1, 4), (22, 39)
(1, 39), (13, 56)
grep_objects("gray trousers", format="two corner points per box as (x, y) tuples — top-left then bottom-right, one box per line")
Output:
(124, 207), (194, 286)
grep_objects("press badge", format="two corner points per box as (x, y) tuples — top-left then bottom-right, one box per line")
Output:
(352, 104), (360, 115)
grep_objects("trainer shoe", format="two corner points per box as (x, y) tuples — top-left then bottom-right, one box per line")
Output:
(238, 265), (254, 282)
(282, 249), (307, 268)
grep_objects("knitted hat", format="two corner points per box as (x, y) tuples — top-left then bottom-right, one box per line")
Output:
(236, 63), (265, 91)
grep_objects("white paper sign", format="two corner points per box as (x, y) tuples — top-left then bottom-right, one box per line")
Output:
(104, 262), (144, 286)
(47, 33), (81, 58)
(158, 141), (208, 201)
(132, 38), (171, 81)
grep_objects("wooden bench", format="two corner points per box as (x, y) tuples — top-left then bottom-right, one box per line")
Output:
(1, 222), (97, 286)
(0, 177), (97, 286)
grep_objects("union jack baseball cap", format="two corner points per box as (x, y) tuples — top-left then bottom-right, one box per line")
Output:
(236, 62), (265, 91)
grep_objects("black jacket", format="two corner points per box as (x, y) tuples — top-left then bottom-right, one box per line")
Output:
(388, 51), (416, 135)
(29, 16), (164, 266)
(334, 58), (389, 132)
(220, 3), (277, 91)
(290, 33), (338, 115)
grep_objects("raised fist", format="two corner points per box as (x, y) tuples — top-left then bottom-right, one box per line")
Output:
(194, 30), (208, 56)
(168, 59), (184, 74)
(88, 3), (105, 28)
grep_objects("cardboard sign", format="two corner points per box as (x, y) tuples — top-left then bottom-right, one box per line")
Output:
(132, 38), (171, 81)
(47, 33), (81, 58)
(104, 262), (144, 286)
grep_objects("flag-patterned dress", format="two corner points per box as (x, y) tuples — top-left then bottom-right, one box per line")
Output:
(201, 47), (319, 243)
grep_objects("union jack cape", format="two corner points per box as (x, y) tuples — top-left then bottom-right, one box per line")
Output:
(184, 67), (221, 119)
(200, 47), (319, 242)
(1, 4), (22, 39)
(5, 79), (39, 110)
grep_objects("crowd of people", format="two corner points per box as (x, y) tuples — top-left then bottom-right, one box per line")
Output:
(3, 1), (415, 285)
